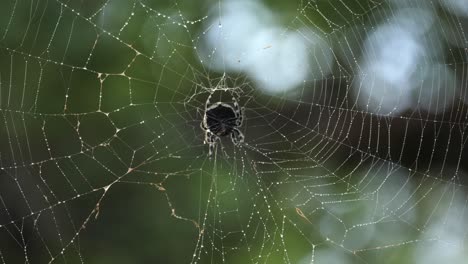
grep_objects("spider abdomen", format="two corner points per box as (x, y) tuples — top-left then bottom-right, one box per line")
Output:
(206, 105), (236, 136)
(201, 95), (244, 157)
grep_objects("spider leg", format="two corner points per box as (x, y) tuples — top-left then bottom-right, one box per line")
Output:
(232, 96), (244, 126)
(205, 92), (214, 110)
(237, 107), (244, 126)
(231, 128), (244, 145)
(205, 131), (218, 158)
(201, 92), (212, 137)
(200, 118), (207, 130)
(204, 130), (214, 144)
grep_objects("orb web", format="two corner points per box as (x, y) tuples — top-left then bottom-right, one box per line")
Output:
(0, 0), (467, 263)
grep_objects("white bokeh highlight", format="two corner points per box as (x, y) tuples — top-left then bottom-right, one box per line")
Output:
(198, 0), (333, 93)
(415, 64), (457, 114)
(440, 0), (468, 18)
(354, 7), (456, 116)
(355, 25), (425, 115)
(414, 179), (468, 264)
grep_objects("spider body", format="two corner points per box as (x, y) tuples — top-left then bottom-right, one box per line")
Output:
(201, 94), (244, 157)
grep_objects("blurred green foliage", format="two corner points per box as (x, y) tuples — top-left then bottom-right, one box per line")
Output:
(0, 0), (467, 263)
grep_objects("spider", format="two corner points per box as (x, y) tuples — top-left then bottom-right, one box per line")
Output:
(201, 93), (244, 157)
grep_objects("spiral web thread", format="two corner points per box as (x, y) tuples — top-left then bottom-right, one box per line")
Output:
(0, 0), (467, 263)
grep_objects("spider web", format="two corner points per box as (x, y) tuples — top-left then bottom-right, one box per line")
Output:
(0, 0), (467, 263)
